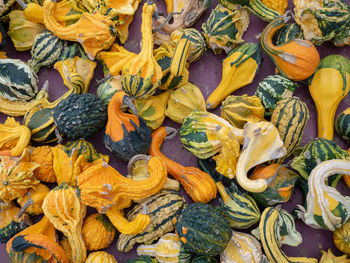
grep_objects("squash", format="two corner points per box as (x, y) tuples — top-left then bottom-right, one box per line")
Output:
(319, 249), (350, 263)
(29, 146), (56, 183)
(104, 91), (152, 162)
(236, 121), (286, 193)
(97, 75), (123, 105)
(260, 16), (320, 81)
(202, 4), (250, 54)
(150, 126), (217, 203)
(221, 94), (265, 128)
(206, 42), (262, 109)
(17, 183), (50, 216)
(63, 139), (108, 163)
(165, 82), (206, 124)
(308, 54), (350, 139)
(334, 221), (350, 254)
(42, 183), (87, 263)
(0, 202), (31, 243)
(82, 213), (116, 251)
(174, 202), (232, 256)
(336, 108), (350, 144)
(117, 190), (186, 252)
(0, 0), (16, 17)
(271, 97), (310, 161)
(274, 23), (303, 46)
(121, 3), (162, 99)
(85, 251), (117, 263)
(192, 256), (218, 263)
(53, 93), (107, 139)
(126, 256), (159, 263)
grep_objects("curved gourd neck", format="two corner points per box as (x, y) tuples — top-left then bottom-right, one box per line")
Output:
(261, 17), (286, 56)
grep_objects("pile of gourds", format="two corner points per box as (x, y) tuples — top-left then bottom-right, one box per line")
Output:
(0, 0), (350, 262)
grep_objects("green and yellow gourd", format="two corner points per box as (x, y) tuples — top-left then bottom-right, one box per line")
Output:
(126, 256), (158, 263)
(63, 139), (107, 163)
(97, 75), (123, 106)
(85, 251), (117, 263)
(202, 4), (250, 54)
(335, 108), (350, 144)
(192, 256), (218, 263)
(334, 221), (350, 254)
(273, 23), (303, 46)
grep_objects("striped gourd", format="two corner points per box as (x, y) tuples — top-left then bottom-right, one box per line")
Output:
(271, 97), (309, 161)
(274, 23), (303, 46)
(0, 59), (38, 101)
(290, 138), (350, 187)
(335, 108), (350, 144)
(117, 190), (186, 252)
(63, 139), (106, 163)
(255, 75), (298, 116)
(29, 30), (67, 73)
(97, 75), (123, 106)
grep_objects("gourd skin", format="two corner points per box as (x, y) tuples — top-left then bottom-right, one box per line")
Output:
(17, 183), (50, 216)
(29, 146), (56, 183)
(334, 221), (350, 254)
(85, 251), (118, 263)
(335, 108), (350, 144)
(274, 23), (303, 46)
(97, 75), (123, 105)
(319, 249), (350, 263)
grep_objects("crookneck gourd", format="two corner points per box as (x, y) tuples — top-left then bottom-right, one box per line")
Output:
(150, 126), (217, 203)
(260, 15), (320, 81)
(235, 121), (287, 193)
(206, 42), (262, 109)
(104, 91), (152, 162)
(121, 2), (162, 99)
(308, 54), (350, 139)
(42, 183), (87, 263)
(296, 159), (350, 231)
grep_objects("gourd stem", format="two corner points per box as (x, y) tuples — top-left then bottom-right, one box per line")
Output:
(216, 181), (231, 203)
(152, 10), (184, 33)
(127, 154), (151, 175)
(18, 198), (34, 218)
(15, 0), (27, 9)
(164, 126), (177, 139)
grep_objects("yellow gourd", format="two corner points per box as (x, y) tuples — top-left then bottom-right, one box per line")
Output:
(85, 251), (118, 263)
(29, 146), (56, 183)
(17, 183), (50, 216)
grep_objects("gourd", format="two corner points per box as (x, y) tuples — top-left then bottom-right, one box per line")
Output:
(63, 139), (108, 163)
(308, 54), (350, 139)
(334, 221), (350, 254)
(296, 159), (350, 231)
(121, 3), (162, 99)
(260, 15), (320, 81)
(42, 183), (87, 263)
(53, 93), (107, 139)
(221, 94), (265, 128)
(254, 75), (298, 117)
(136, 233), (180, 262)
(104, 91), (152, 162)
(117, 190), (186, 252)
(336, 108), (350, 144)
(29, 30), (67, 73)
(220, 230), (263, 263)
(0, 117), (31, 157)
(126, 256), (158, 263)
(174, 202), (232, 256)
(319, 249), (350, 263)
(165, 82), (206, 124)
(202, 4), (250, 54)
(150, 126), (217, 203)
(293, 0), (350, 46)
(290, 138), (349, 187)
(0, 202), (31, 243)
(274, 23), (303, 46)
(97, 75), (123, 105)
(235, 121), (286, 193)
(0, 23), (4, 47)
(82, 213), (116, 251)
(43, 0), (116, 59)
(17, 183), (50, 216)
(206, 42), (262, 109)
(271, 97), (310, 161)
(249, 164), (299, 206)
(0, 0), (16, 17)
(29, 146), (56, 183)
(192, 256), (218, 263)
(85, 251), (117, 263)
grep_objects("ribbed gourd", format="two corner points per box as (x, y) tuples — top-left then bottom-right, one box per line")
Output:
(29, 30), (67, 73)
(255, 74), (298, 116)
(63, 139), (107, 163)
(335, 108), (350, 144)
(85, 251), (117, 263)
(97, 75), (123, 106)
(273, 23), (303, 46)
(271, 97), (310, 161)
(53, 93), (107, 139)
(29, 146), (56, 183)
(334, 221), (350, 254)
(17, 183), (50, 216)
(126, 256), (158, 263)
(202, 4), (250, 54)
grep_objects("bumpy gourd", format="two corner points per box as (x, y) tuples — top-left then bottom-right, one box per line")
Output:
(29, 146), (56, 183)
(85, 251), (118, 263)
(308, 54), (350, 139)
(336, 108), (350, 144)
(260, 15), (320, 81)
(334, 221), (350, 254)
(17, 183), (50, 216)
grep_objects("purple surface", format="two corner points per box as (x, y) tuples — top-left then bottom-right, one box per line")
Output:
(1, 0), (350, 262)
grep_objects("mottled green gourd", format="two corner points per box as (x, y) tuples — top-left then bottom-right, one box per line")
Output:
(175, 202), (232, 256)
(271, 97), (310, 161)
(29, 30), (67, 73)
(255, 75), (298, 116)
(290, 138), (350, 187)
(273, 23), (304, 46)
(335, 108), (350, 144)
(126, 256), (159, 263)
(202, 4), (250, 54)
(63, 139), (107, 163)
(97, 75), (123, 106)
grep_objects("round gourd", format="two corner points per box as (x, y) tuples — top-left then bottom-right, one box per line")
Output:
(333, 221), (350, 254)
(85, 251), (117, 263)
(126, 256), (158, 263)
(53, 93), (107, 139)
(29, 146), (56, 183)
(174, 203), (232, 256)
(63, 139), (108, 163)
(82, 213), (116, 251)
(192, 256), (218, 263)
(335, 108), (350, 144)
(97, 75), (123, 106)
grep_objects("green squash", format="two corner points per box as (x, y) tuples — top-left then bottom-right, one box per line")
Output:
(192, 256), (218, 263)
(126, 256), (158, 263)
(96, 75), (123, 106)
(63, 139), (107, 163)
(175, 203), (232, 256)
(273, 23), (303, 46)
(335, 108), (350, 144)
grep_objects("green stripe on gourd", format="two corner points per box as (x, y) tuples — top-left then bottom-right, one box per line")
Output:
(0, 59), (38, 101)
(126, 256), (159, 263)
(335, 108), (350, 144)
(255, 75), (298, 116)
(117, 190), (186, 252)
(174, 28), (206, 63)
(271, 97), (309, 161)
(63, 139), (105, 163)
(29, 30), (67, 73)
(0, 220), (30, 243)
(273, 23), (303, 46)
(192, 256), (218, 263)
(97, 76), (123, 106)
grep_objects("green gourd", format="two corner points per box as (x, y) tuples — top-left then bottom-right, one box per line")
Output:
(273, 23), (303, 46)
(335, 108), (350, 144)
(126, 256), (159, 263)
(63, 139), (107, 163)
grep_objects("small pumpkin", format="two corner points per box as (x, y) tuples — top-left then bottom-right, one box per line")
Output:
(334, 221), (350, 254)
(29, 146), (56, 183)
(17, 183), (50, 216)
(85, 251), (117, 263)
(336, 108), (350, 144)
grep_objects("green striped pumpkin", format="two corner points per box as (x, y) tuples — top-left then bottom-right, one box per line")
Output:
(290, 138), (350, 187)
(255, 75), (298, 117)
(63, 139), (105, 163)
(271, 97), (310, 161)
(0, 59), (38, 101)
(117, 190), (186, 252)
(335, 108), (350, 144)
(273, 23), (303, 46)
(29, 30), (67, 73)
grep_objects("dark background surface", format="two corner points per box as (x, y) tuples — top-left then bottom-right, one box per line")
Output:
(1, 0), (350, 261)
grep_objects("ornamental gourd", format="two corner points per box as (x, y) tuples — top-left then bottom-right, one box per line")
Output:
(260, 15), (320, 81)
(334, 221), (350, 254)
(85, 251), (117, 263)
(29, 146), (56, 183)
(335, 108), (350, 144)
(97, 75), (123, 105)
(63, 139), (108, 163)
(274, 23), (303, 46)
(17, 183), (50, 216)
(319, 249), (350, 263)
